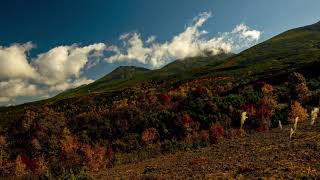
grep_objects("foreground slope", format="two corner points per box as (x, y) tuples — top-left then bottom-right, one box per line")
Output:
(92, 122), (320, 179)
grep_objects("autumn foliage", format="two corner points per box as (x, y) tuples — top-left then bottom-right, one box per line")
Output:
(0, 71), (317, 178)
(209, 124), (225, 143)
(142, 128), (159, 145)
(288, 101), (309, 123)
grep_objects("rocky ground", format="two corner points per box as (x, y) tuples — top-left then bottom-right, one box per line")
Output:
(89, 123), (320, 179)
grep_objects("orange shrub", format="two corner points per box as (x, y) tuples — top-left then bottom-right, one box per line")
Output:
(141, 128), (159, 145)
(112, 99), (129, 110)
(14, 155), (28, 177)
(261, 83), (273, 95)
(288, 101), (309, 123)
(296, 83), (310, 102)
(22, 110), (36, 130)
(60, 128), (81, 166)
(0, 135), (6, 147)
(31, 138), (41, 150)
(83, 144), (109, 172)
(34, 156), (48, 175)
(0, 160), (15, 177)
(61, 129), (79, 155)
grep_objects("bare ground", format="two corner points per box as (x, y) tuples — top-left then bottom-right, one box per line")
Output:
(89, 123), (320, 179)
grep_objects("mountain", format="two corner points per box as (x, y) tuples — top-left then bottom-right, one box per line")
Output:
(54, 53), (233, 99)
(1, 21), (320, 179)
(55, 66), (150, 99)
(193, 21), (320, 84)
(156, 53), (233, 76)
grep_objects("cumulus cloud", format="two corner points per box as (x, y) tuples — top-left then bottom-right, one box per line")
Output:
(32, 43), (105, 85)
(48, 78), (94, 92)
(105, 12), (261, 68)
(0, 43), (106, 104)
(233, 23), (261, 40)
(0, 42), (37, 80)
(0, 79), (44, 103)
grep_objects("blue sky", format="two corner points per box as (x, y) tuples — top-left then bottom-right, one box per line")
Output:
(0, 0), (320, 105)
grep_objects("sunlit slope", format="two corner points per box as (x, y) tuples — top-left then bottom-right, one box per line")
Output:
(187, 21), (320, 83)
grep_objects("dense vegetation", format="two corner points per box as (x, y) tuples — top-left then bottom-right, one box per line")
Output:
(0, 22), (320, 178)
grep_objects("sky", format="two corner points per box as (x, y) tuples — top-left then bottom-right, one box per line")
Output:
(0, 0), (320, 106)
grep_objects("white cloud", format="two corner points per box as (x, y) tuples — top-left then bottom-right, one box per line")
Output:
(0, 42), (37, 80)
(0, 97), (11, 103)
(107, 33), (152, 65)
(0, 79), (44, 102)
(32, 43), (105, 85)
(0, 43), (106, 104)
(233, 23), (261, 40)
(48, 78), (94, 92)
(105, 12), (261, 68)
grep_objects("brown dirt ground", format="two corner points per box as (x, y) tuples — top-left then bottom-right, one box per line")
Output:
(89, 122), (320, 179)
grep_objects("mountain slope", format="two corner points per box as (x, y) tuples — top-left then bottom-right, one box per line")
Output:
(56, 66), (150, 98)
(54, 53), (233, 99)
(186, 21), (320, 84)
(156, 53), (233, 76)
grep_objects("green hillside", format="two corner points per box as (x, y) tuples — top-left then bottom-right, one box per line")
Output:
(55, 66), (151, 99)
(54, 53), (233, 99)
(182, 21), (320, 86)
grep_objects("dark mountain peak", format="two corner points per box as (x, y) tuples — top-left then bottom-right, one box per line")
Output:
(110, 66), (150, 75)
(99, 65), (150, 82)
(160, 53), (234, 73)
(114, 65), (136, 71)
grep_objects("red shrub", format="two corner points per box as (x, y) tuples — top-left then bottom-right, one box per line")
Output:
(20, 156), (37, 172)
(174, 113), (193, 130)
(184, 133), (193, 145)
(256, 127), (266, 133)
(158, 93), (171, 105)
(199, 130), (209, 143)
(210, 124), (224, 143)
(190, 121), (200, 131)
(194, 86), (208, 96)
